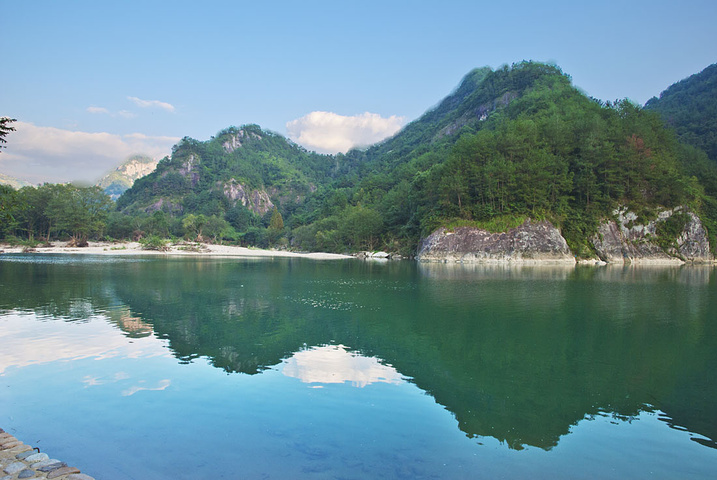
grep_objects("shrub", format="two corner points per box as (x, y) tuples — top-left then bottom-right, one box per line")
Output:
(140, 235), (170, 251)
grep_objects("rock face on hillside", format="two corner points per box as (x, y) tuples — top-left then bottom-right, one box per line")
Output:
(417, 209), (714, 265)
(222, 129), (263, 153)
(222, 179), (274, 216)
(592, 207), (713, 264)
(98, 155), (159, 199)
(417, 220), (575, 264)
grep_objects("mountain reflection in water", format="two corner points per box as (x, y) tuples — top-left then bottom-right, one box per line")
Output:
(1, 254), (716, 455)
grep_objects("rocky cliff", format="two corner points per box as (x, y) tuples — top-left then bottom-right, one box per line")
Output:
(417, 220), (576, 264)
(222, 179), (274, 216)
(417, 208), (714, 265)
(98, 155), (159, 199)
(592, 207), (713, 264)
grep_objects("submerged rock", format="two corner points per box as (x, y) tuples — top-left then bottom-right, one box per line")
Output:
(417, 220), (575, 264)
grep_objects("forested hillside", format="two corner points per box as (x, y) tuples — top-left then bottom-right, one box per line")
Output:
(645, 62), (717, 162)
(3, 62), (717, 256)
(291, 62), (717, 255)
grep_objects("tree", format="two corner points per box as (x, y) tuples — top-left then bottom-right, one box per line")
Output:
(340, 205), (383, 251)
(267, 207), (285, 245)
(204, 215), (231, 243)
(45, 185), (113, 242)
(0, 117), (16, 151)
(182, 213), (207, 240)
(0, 185), (18, 236)
(268, 207), (284, 231)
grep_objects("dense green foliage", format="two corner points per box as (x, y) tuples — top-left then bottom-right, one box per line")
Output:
(1, 183), (113, 242)
(117, 125), (333, 214)
(3, 62), (717, 255)
(645, 63), (717, 163)
(289, 62), (716, 255)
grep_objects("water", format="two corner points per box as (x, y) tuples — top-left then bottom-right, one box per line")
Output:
(1, 254), (716, 479)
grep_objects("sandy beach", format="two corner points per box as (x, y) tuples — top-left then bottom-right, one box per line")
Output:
(0, 241), (354, 260)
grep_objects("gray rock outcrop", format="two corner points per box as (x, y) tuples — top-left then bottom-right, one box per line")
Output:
(592, 207), (713, 264)
(417, 220), (575, 264)
(222, 179), (274, 216)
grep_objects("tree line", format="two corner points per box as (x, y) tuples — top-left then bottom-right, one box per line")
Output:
(0, 182), (294, 248)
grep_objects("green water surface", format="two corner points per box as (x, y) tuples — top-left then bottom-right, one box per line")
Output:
(1, 255), (716, 479)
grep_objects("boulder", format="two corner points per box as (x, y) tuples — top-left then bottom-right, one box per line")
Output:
(592, 207), (713, 264)
(417, 219), (575, 264)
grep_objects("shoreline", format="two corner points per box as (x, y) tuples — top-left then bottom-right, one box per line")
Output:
(1, 241), (714, 265)
(0, 428), (93, 479)
(0, 241), (354, 260)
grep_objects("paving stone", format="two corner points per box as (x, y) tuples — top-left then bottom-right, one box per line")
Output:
(48, 466), (81, 479)
(3, 461), (26, 474)
(1, 428), (91, 479)
(16, 450), (38, 460)
(24, 452), (49, 463)
(32, 458), (59, 469)
(38, 461), (67, 472)
(8, 445), (32, 454)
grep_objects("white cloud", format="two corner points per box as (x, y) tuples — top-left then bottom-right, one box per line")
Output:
(118, 110), (137, 119)
(0, 121), (179, 184)
(286, 111), (404, 154)
(86, 106), (110, 114)
(127, 96), (176, 113)
(86, 106), (136, 119)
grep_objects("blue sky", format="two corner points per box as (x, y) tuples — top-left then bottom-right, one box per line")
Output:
(2, 0), (716, 183)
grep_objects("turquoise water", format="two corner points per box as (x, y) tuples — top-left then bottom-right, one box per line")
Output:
(1, 255), (716, 479)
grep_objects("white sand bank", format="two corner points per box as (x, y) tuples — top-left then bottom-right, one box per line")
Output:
(0, 241), (353, 260)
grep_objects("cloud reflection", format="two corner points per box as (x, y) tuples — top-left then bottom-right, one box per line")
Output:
(281, 344), (405, 388)
(0, 312), (170, 375)
(122, 379), (171, 396)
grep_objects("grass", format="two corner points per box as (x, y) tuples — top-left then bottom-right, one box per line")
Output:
(443, 214), (530, 233)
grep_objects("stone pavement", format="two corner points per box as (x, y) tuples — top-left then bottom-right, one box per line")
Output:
(0, 429), (94, 480)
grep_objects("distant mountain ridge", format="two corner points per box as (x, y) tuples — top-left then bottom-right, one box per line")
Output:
(0, 172), (32, 189)
(97, 154), (159, 200)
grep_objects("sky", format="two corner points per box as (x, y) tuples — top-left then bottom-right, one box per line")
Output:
(1, 0), (716, 184)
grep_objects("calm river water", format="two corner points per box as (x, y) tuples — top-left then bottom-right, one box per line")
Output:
(1, 254), (716, 479)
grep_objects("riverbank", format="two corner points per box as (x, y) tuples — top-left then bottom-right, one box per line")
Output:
(0, 241), (353, 260)
(0, 428), (93, 479)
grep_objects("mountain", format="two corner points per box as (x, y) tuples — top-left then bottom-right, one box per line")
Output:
(292, 61), (713, 256)
(112, 62), (717, 257)
(645, 62), (717, 163)
(0, 172), (32, 189)
(97, 154), (159, 200)
(344, 63), (561, 168)
(116, 125), (334, 221)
